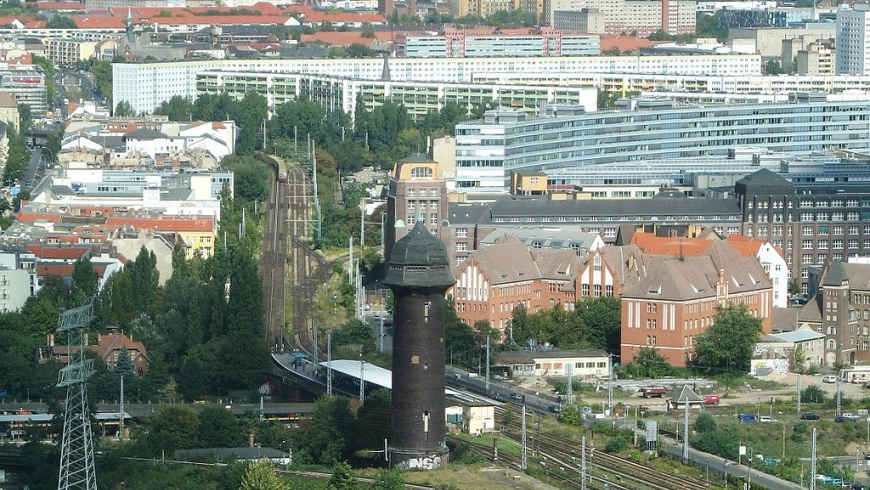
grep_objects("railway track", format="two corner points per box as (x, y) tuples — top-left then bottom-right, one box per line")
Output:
(493, 408), (709, 490)
(452, 436), (629, 490)
(259, 154), (289, 351)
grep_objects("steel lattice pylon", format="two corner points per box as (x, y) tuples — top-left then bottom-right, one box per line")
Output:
(57, 298), (97, 490)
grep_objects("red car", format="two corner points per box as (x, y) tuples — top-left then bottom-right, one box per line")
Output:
(704, 395), (720, 405)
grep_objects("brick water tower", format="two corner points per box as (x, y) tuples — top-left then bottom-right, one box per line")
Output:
(383, 221), (454, 469)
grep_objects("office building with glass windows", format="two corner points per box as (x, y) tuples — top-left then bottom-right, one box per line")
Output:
(453, 94), (870, 193)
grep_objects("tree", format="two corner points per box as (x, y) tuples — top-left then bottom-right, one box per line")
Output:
(801, 384), (826, 403)
(328, 461), (358, 490)
(694, 304), (762, 372)
(355, 389), (391, 452)
(198, 406), (245, 448)
(45, 15), (76, 29)
(114, 347), (135, 375)
(147, 405), (200, 452)
(694, 412), (717, 434)
(71, 256), (98, 298)
(294, 395), (356, 465)
(115, 100), (135, 117)
(793, 344), (807, 374)
(92, 60), (114, 104)
(371, 469), (405, 490)
(576, 297), (621, 353)
(241, 459), (288, 490)
(628, 347), (675, 379)
(154, 95), (195, 122)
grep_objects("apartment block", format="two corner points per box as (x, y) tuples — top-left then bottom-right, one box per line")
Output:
(546, 0), (695, 35)
(397, 28), (599, 57)
(836, 5), (870, 75)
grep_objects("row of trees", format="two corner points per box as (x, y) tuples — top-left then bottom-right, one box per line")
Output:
(0, 174), (269, 403)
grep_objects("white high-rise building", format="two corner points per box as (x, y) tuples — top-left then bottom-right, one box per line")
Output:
(836, 5), (870, 75)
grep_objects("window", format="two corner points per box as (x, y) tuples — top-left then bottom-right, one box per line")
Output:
(834, 240), (844, 250)
(802, 240), (813, 250)
(456, 228), (468, 238)
(818, 239), (828, 249)
(802, 254), (813, 264)
(849, 239), (859, 249)
(834, 225), (844, 235)
(605, 285), (614, 297)
(593, 285), (601, 297)
(410, 166), (433, 179)
(582, 284), (589, 296)
(803, 226), (814, 236)
(456, 243), (468, 252)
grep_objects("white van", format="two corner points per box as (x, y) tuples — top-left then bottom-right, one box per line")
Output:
(822, 375), (838, 383)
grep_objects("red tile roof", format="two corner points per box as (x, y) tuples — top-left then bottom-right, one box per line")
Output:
(599, 35), (653, 54)
(16, 211), (62, 223)
(71, 15), (126, 29)
(25, 244), (91, 260)
(143, 14), (290, 26)
(105, 215), (214, 232)
(303, 11), (386, 23)
(36, 263), (75, 277)
(23, 20), (47, 28)
(629, 233), (714, 257)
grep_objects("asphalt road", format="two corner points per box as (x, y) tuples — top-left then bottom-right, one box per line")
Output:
(20, 147), (43, 191)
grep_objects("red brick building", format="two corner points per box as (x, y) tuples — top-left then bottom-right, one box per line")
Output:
(620, 240), (773, 366)
(449, 237), (582, 336)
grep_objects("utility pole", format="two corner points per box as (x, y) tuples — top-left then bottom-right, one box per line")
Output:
(581, 435), (587, 490)
(327, 333), (332, 396)
(521, 401), (528, 471)
(485, 336), (490, 393)
(607, 354), (614, 416)
(797, 374), (802, 414)
(682, 389), (689, 464)
(378, 316), (384, 353)
(312, 142), (321, 241)
(359, 357), (365, 405)
(836, 374), (842, 418)
(262, 118), (266, 149)
(118, 374), (124, 441)
(313, 325), (318, 366)
(259, 395), (264, 423)
(810, 428), (817, 490)
(567, 364), (573, 404)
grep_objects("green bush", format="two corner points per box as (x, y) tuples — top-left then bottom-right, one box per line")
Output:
(604, 436), (629, 453)
(800, 384), (826, 403)
(694, 412), (717, 434)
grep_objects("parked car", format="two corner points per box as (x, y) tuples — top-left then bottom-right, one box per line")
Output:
(823, 375), (838, 383)
(836, 413), (860, 422)
(801, 412), (821, 420)
(759, 415), (777, 423)
(738, 413), (758, 423)
(548, 404), (561, 414)
(704, 395), (720, 405)
(509, 392), (523, 400)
